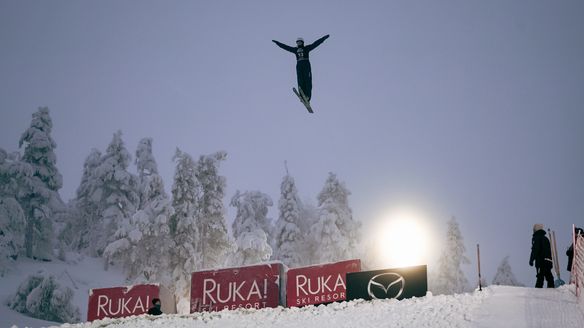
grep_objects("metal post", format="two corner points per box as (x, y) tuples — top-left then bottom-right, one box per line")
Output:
(477, 244), (482, 291)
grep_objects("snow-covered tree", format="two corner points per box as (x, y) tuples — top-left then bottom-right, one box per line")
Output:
(273, 169), (304, 267)
(104, 139), (173, 283)
(135, 138), (159, 209)
(0, 149), (27, 270)
(195, 151), (233, 270)
(433, 217), (470, 295)
(309, 172), (360, 264)
(0, 197), (26, 273)
(18, 107), (64, 260)
(60, 149), (102, 252)
(230, 190), (273, 266)
(168, 149), (201, 313)
(9, 272), (80, 323)
(18, 107), (62, 192)
(492, 256), (524, 286)
(92, 131), (139, 257)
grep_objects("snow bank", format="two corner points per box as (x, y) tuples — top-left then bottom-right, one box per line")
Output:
(51, 291), (488, 328)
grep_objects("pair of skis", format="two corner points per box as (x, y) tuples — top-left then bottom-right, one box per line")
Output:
(548, 229), (566, 287)
(292, 87), (313, 113)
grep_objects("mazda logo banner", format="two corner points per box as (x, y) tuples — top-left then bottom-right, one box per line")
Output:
(346, 265), (427, 301)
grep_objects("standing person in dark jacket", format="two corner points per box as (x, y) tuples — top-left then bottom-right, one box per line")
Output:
(529, 224), (555, 288)
(147, 298), (163, 315)
(272, 35), (330, 102)
(566, 227), (583, 271)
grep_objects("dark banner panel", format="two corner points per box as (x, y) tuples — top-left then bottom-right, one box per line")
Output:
(346, 265), (427, 301)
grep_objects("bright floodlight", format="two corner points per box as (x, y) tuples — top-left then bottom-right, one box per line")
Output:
(374, 208), (431, 268)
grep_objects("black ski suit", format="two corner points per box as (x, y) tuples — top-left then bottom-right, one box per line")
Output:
(273, 35), (329, 101)
(529, 229), (555, 288)
(147, 305), (162, 315)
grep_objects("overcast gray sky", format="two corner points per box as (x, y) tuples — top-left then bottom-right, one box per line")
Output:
(1, 0), (583, 286)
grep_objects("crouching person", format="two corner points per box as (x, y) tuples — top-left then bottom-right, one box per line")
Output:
(147, 298), (163, 315)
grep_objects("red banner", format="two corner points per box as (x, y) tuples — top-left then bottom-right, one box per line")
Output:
(286, 259), (361, 307)
(190, 263), (284, 312)
(87, 284), (159, 321)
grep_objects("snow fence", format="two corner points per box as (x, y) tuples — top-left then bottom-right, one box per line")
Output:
(574, 233), (584, 310)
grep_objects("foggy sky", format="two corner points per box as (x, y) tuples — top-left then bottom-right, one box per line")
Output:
(1, 0), (583, 286)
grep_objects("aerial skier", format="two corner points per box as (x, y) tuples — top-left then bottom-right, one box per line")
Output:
(272, 34), (330, 113)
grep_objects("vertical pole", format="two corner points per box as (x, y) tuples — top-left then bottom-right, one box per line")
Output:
(548, 229), (555, 269)
(551, 230), (561, 280)
(477, 244), (482, 291)
(572, 224), (576, 281)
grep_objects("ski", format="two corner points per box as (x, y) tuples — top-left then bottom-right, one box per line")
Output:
(293, 87), (313, 113)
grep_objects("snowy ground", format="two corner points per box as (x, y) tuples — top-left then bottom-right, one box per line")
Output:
(22, 285), (581, 328)
(2, 256), (584, 328)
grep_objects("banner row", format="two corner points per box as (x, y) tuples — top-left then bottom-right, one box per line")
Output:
(88, 260), (427, 321)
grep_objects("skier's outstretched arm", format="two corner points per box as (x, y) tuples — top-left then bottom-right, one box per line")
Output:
(272, 40), (295, 53)
(306, 34), (330, 51)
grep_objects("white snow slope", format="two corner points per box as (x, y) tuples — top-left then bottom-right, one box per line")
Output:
(2, 256), (583, 328)
(33, 285), (583, 328)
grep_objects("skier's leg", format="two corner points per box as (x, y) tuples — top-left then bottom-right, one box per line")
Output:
(297, 61), (310, 101)
(535, 267), (544, 288)
(305, 62), (312, 101)
(296, 64), (303, 94)
(544, 267), (555, 288)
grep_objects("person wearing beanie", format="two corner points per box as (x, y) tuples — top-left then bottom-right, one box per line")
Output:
(147, 298), (163, 315)
(529, 224), (555, 288)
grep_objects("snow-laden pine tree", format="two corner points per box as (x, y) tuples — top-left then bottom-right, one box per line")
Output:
(91, 131), (139, 257)
(18, 107), (64, 260)
(9, 272), (80, 323)
(169, 149), (201, 313)
(195, 151), (233, 270)
(273, 169), (304, 267)
(0, 148), (27, 272)
(433, 217), (470, 295)
(60, 149), (102, 252)
(230, 190), (273, 266)
(104, 138), (173, 284)
(309, 172), (360, 264)
(135, 138), (159, 209)
(492, 256), (524, 286)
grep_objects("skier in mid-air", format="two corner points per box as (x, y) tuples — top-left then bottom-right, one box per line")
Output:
(272, 34), (329, 112)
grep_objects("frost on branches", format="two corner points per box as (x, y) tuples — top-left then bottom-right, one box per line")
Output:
(309, 172), (360, 264)
(195, 151), (233, 270)
(169, 149), (201, 313)
(92, 131), (139, 257)
(60, 149), (102, 252)
(18, 107), (64, 260)
(104, 138), (173, 284)
(8, 272), (80, 323)
(230, 190), (273, 266)
(492, 256), (524, 287)
(273, 170), (304, 267)
(433, 217), (470, 295)
(0, 149), (27, 272)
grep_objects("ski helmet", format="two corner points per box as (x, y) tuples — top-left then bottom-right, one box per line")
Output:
(296, 37), (304, 43)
